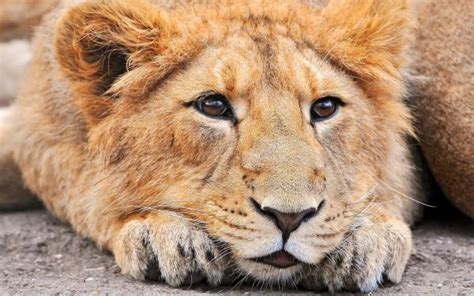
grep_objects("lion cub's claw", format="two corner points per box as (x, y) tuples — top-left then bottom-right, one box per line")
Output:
(113, 212), (226, 287)
(302, 217), (412, 293)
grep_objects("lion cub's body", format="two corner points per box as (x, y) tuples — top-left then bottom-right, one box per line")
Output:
(0, 0), (425, 292)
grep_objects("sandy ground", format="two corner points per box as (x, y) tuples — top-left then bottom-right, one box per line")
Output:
(0, 207), (472, 295)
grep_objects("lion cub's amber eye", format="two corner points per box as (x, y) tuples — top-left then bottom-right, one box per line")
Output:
(195, 93), (234, 120)
(310, 96), (340, 122)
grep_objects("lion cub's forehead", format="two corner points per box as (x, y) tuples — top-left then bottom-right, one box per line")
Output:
(199, 32), (355, 105)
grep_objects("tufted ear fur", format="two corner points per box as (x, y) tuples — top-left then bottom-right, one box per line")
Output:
(54, 0), (196, 125)
(314, 0), (413, 98)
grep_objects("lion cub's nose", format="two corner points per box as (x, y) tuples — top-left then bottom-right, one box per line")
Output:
(252, 199), (321, 242)
(262, 207), (317, 242)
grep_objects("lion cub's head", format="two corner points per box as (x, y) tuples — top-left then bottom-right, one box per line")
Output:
(55, 0), (414, 283)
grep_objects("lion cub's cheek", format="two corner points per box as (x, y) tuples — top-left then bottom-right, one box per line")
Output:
(171, 117), (234, 160)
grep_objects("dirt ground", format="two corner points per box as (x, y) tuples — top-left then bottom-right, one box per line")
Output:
(0, 206), (472, 295)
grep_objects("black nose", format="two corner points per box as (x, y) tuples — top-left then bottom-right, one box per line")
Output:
(252, 199), (323, 242)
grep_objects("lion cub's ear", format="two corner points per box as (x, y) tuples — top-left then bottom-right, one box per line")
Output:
(54, 0), (177, 124)
(316, 0), (413, 97)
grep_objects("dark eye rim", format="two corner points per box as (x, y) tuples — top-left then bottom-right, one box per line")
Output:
(310, 96), (345, 123)
(193, 91), (236, 123)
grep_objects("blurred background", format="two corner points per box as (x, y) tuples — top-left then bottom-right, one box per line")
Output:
(0, 0), (57, 106)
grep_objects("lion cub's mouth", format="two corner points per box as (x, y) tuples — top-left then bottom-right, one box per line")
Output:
(250, 251), (300, 268)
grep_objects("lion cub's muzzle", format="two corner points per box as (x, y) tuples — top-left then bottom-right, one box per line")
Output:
(249, 198), (325, 268)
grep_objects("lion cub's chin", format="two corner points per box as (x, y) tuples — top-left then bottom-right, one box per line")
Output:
(236, 258), (304, 283)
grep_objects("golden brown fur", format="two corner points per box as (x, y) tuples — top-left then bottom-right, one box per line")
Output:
(412, 0), (473, 217)
(0, 0), (431, 292)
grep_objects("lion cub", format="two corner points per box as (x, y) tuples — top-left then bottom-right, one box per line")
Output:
(0, 0), (424, 292)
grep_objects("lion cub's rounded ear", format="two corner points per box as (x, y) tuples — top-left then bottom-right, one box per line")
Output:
(54, 0), (173, 122)
(316, 0), (413, 96)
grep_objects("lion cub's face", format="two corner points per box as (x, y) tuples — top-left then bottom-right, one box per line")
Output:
(57, 0), (412, 284)
(153, 34), (372, 280)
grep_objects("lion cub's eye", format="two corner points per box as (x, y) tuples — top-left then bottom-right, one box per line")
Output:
(310, 96), (341, 122)
(194, 93), (234, 120)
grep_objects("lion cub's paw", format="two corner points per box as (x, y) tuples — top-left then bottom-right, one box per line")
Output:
(301, 217), (412, 293)
(112, 212), (226, 287)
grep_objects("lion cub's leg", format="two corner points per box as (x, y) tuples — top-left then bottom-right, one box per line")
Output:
(302, 208), (412, 292)
(110, 211), (226, 286)
(0, 107), (38, 210)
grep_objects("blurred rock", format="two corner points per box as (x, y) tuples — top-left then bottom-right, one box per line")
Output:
(0, 0), (58, 41)
(0, 39), (32, 106)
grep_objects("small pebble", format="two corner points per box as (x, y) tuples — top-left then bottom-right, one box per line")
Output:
(85, 277), (94, 282)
